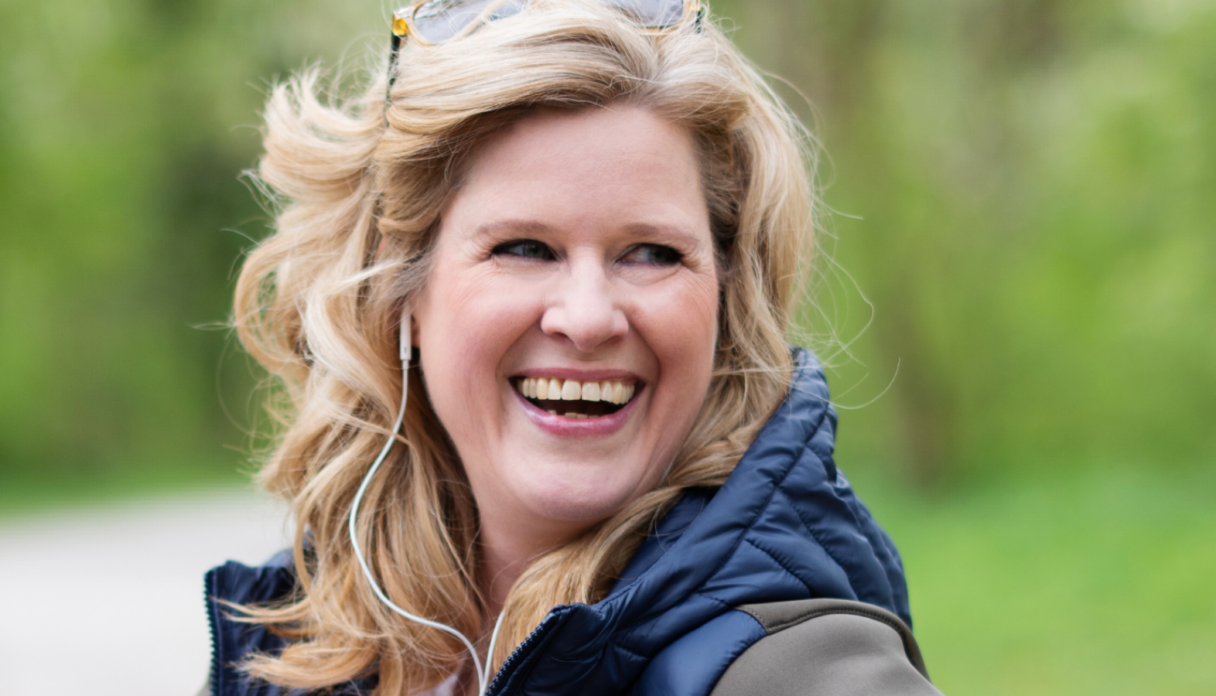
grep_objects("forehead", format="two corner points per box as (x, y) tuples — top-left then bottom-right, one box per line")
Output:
(443, 105), (708, 239)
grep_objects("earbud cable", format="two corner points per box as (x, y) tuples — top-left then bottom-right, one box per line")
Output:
(348, 315), (503, 694)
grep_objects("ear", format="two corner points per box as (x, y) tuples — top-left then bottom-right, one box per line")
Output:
(410, 310), (420, 348)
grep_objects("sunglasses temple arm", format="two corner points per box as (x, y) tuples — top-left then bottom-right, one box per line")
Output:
(384, 34), (403, 126)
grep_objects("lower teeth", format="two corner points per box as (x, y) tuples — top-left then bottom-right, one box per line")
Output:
(544, 409), (590, 419)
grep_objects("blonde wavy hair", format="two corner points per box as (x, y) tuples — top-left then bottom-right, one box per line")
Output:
(232, 1), (816, 693)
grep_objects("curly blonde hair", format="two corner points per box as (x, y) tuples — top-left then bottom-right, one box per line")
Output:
(232, 2), (816, 693)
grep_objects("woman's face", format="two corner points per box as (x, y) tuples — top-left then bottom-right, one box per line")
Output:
(412, 106), (719, 548)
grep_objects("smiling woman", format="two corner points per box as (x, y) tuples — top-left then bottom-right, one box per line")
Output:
(207, 2), (940, 695)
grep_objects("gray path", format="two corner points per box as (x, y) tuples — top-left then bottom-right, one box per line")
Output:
(0, 487), (291, 696)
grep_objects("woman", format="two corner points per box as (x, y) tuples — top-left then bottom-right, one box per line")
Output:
(205, 1), (941, 694)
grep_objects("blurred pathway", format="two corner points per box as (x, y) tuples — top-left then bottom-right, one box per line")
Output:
(0, 487), (290, 696)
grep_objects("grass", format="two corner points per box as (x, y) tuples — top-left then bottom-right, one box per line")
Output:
(850, 464), (1216, 695)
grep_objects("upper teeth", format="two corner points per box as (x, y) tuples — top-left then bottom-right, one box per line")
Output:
(518, 377), (635, 405)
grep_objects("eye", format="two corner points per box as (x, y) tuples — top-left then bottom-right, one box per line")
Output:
(492, 239), (554, 260)
(620, 244), (683, 266)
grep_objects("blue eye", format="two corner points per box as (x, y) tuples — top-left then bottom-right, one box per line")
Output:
(622, 244), (682, 266)
(493, 240), (554, 260)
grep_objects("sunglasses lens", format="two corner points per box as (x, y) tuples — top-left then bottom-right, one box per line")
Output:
(602, 0), (687, 28)
(412, 0), (528, 43)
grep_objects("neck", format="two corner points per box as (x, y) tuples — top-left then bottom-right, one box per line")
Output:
(478, 530), (549, 615)
(466, 518), (591, 696)
(476, 513), (586, 614)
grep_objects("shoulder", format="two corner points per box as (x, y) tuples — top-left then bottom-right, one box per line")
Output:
(710, 599), (942, 696)
(204, 551), (380, 696)
(207, 548), (297, 608)
(204, 550), (297, 696)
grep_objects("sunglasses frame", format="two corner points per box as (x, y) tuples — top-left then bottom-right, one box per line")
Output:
(384, 0), (704, 120)
(394, 0), (701, 46)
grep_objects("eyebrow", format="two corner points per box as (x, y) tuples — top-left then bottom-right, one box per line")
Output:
(470, 219), (706, 252)
(620, 222), (707, 252)
(468, 219), (552, 240)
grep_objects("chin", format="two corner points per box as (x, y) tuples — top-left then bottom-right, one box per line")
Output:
(520, 475), (643, 528)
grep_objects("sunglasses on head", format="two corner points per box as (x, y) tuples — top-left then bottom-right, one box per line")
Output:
(384, 0), (704, 118)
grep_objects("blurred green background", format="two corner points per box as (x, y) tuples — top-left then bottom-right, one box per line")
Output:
(1, 0), (1213, 693)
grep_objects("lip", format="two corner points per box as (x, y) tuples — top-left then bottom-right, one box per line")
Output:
(511, 379), (642, 437)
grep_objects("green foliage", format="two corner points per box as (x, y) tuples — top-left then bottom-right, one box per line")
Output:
(715, 0), (1216, 481)
(851, 463), (1216, 695)
(0, 0), (383, 484)
(1, 1), (1213, 490)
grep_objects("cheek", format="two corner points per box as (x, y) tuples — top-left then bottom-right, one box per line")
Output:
(664, 273), (720, 354)
(415, 274), (505, 416)
(418, 263), (535, 358)
(641, 275), (720, 412)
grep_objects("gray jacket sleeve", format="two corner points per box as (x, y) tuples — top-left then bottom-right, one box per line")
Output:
(710, 599), (943, 696)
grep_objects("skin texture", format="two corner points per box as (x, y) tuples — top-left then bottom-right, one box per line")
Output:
(411, 105), (719, 609)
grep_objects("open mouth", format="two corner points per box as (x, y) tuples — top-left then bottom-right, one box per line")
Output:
(514, 377), (638, 419)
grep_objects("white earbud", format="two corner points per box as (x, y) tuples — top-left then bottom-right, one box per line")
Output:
(348, 313), (505, 694)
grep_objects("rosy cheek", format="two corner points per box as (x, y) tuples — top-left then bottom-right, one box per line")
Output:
(638, 289), (718, 391)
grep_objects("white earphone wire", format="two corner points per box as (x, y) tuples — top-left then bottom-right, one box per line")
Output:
(348, 315), (503, 694)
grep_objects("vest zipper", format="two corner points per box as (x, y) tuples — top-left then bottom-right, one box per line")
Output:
(204, 568), (221, 695)
(484, 610), (564, 696)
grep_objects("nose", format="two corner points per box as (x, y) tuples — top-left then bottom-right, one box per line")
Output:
(540, 260), (628, 352)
